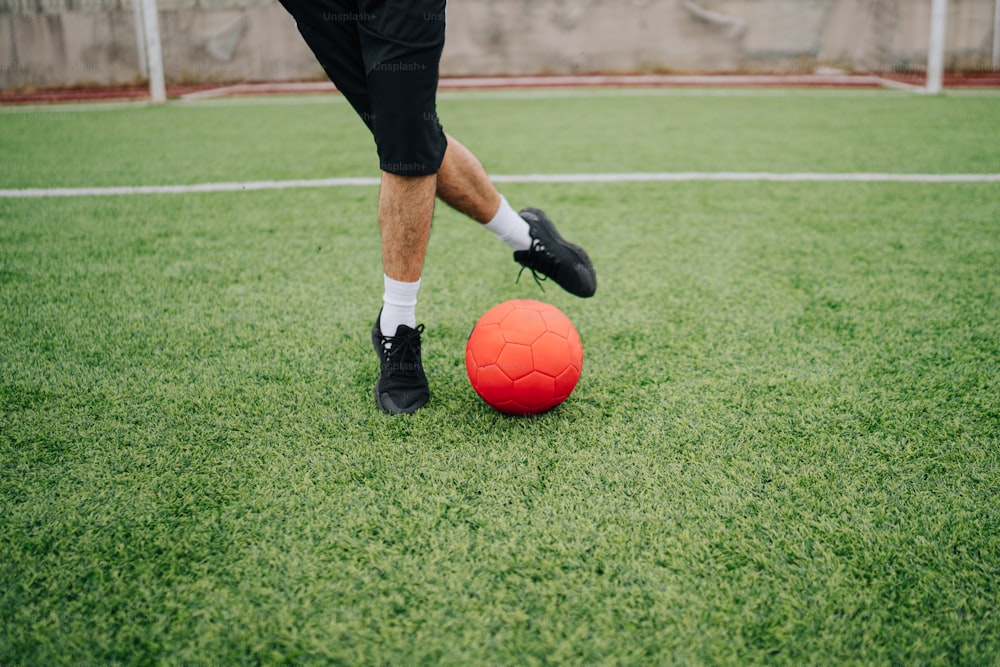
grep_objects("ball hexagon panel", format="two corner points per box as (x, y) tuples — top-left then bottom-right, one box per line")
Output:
(539, 306), (575, 339)
(531, 330), (576, 378)
(467, 322), (505, 367)
(512, 372), (558, 413)
(495, 342), (534, 381)
(554, 365), (581, 399)
(498, 307), (547, 346)
(471, 364), (515, 406)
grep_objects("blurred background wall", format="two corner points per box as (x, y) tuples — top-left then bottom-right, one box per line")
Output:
(1, 0), (997, 89)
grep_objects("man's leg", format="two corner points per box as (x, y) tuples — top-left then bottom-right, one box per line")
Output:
(365, 43), (445, 338)
(379, 171), (436, 284)
(369, 170), (436, 415)
(365, 43), (445, 414)
(435, 134), (500, 224)
(436, 134), (598, 297)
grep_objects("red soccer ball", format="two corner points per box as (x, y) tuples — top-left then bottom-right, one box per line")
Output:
(465, 299), (584, 415)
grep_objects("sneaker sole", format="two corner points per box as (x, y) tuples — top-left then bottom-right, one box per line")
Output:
(374, 387), (427, 415)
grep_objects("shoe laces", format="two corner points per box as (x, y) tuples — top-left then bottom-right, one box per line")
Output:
(379, 324), (425, 383)
(516, 238), (555, 291)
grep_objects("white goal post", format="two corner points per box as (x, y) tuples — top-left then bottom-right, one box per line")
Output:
(134, 0), (167, 104)
(994, 0), (1000, 68)
(926, 0), (949, 93)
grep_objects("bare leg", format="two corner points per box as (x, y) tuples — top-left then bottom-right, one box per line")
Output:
(379, 171), (437, 282)
(373, 170), (436, 415)
(436, 133), (501, 224)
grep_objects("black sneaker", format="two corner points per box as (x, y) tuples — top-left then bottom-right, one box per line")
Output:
(371, 312), (430, 415)
(514, 207), (597, 298)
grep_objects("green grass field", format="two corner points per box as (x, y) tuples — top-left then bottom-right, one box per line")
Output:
(2, 88), (999, 665)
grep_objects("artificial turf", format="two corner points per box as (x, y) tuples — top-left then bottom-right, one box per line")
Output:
(1, 87), (998, 664)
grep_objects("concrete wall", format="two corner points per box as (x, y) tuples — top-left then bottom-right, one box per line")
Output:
(1, 0), (997, 89)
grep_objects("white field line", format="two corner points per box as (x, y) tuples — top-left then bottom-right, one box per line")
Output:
(2, 172), (999, 198)
(491, 172), (1000, 183)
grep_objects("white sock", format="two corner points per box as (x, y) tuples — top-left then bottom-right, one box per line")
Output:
(380, 275), (420, 337)
(484, 195), (532, 252)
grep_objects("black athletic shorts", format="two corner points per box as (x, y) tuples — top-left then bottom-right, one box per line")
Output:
(278, 0), (448, 176)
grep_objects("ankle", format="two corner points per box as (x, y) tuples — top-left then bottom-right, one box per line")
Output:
(380, 275), (420, 335)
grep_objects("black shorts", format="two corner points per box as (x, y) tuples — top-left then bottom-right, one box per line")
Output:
(279, 0), (448, 176)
